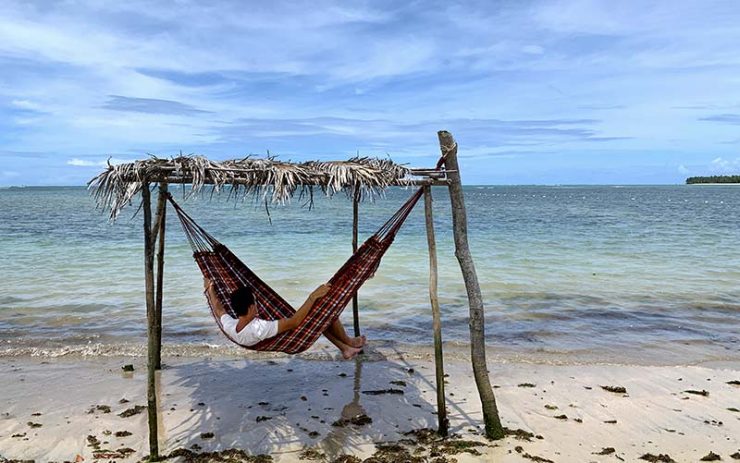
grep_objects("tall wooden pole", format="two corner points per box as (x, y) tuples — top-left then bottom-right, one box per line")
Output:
(142, 184), (160, 459)
(438, 130), (504, 439)
(153, 183), (168, 370)
(351, 186), (361, 338)
(424, 185), (448, 436)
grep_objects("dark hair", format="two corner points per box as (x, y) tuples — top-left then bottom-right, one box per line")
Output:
(230, 286), (255, 316)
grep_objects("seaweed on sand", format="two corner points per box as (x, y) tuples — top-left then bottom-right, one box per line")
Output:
(118, 405), (145, 418)
(164, 448), (272, 463)
(514, 446), (555, 463)
(639, 453), (676, 463)
(503, 427), (540, 441)
(700, 452), (721, 461)
(601, 385), (627, 394)
(331, 414), (372, 427)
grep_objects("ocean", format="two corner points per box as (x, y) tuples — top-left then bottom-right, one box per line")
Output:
(1, 185), (738, 364)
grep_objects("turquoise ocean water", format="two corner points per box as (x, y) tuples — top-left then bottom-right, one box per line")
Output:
(1, 185), (738, 364)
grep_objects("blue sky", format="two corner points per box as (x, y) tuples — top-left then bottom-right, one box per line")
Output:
(1, 0), (740, 185)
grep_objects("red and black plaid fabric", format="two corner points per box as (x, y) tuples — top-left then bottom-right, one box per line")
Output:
(169, 188), (423, 354)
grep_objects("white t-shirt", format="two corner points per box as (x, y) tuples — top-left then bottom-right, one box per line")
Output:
(220, 314), (279, 346)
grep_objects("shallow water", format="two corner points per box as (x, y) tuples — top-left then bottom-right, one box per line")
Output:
(1, 185), (738, 364)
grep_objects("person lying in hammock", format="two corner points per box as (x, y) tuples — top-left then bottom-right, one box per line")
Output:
(204, 278), (366, 359)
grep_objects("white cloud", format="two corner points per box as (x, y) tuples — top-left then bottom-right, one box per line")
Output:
(677, 164), (690, 175)
(67, 158), (103, 167)
(11, 99), (43, 110)
(709, 156), (740, 173)
(522, 45), (544, 55)
(66, 158), (137, 167)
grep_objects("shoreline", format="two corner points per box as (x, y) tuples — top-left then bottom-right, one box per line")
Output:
(1, 352), (738, 462)
(2, 339), (739, 369)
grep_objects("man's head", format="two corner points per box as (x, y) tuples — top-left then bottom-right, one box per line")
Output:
(230, 286), (255, 317)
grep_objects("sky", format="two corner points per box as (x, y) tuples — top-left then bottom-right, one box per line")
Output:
(1, 0), (740, 186)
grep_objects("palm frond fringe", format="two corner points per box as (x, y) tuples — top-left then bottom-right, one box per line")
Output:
(88, 155), (413, 220)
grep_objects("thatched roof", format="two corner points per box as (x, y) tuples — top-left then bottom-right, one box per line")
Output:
(89, 154), (444, 219)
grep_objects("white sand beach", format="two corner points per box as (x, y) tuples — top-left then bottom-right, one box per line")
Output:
(1, 345), (738, 462)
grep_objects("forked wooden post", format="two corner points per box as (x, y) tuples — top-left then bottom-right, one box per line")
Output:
(423, 185), (448, 436)
(141, 184), (160, 459)
(438, 130), (504, 439)
(153, 182), (168, 370)
(351, 186), (361, 337)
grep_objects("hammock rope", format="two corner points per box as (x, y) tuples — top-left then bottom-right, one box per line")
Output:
(167, 187), (425, 353)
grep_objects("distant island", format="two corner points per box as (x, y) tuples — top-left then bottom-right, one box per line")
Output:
(686, 175), (740, 184)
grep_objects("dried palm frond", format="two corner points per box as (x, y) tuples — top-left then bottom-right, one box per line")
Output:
(88, 154), (414, 220)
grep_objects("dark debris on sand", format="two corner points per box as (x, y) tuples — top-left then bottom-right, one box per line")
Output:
(700, 452), (722, 461)
(514, 445), (554, 463)
(164, 448), (273, 463)
(503, 427), (543, 441)
(123, 428), (492, 463)
(601, 385), (627, 394)
(361, 389), (404, 396)
(639, 453), (676, 463)
(92, 447), (135, 459)
(87, 405), (111, 414)
(594, 447), (616, 455)
(331, 414), (372, 427)
(118, 405), (146, 418)
(330, 456), (362, 463)
(730, 451), (740, 460)
(292, 428), (488, 462)
(684, 389), (709, 397)
(298, 448), (325, 460)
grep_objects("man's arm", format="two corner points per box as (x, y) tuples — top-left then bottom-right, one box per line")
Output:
(204, 278), (227, 318)
(276, 283), (331, 334)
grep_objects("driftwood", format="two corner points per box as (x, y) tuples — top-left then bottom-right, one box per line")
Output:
(141, 185), (160, 459)
(438, 130), (504, 439)
(153, 183), (168, 370)
(352, 186), (361, 337)
(424, 185), (448, 436)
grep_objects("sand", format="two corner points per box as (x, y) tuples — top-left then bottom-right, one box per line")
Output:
(1, 346), (738, 462)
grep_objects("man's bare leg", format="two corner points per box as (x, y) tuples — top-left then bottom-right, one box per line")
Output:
(324, 319), (366, 348)
(324, 331), (362, 359)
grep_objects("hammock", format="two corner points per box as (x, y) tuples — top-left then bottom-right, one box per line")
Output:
(167, 188), (424, 353)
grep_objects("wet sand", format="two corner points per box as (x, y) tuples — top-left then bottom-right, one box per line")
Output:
(1, 347), (738, 462)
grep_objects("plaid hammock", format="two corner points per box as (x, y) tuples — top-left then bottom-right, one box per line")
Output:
(167, 188), (424, 353)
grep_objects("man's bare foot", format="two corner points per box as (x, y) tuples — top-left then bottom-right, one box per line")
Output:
(341, 346), (362, 360)
(349, 335), (366, 348)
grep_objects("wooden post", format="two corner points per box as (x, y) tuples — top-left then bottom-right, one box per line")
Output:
(142, 184), (160, 459)
(438, 130), (504, 439)
(153, 183), (168, 370)
(351, 186), (361, 338)
(424, 185), (448, 436)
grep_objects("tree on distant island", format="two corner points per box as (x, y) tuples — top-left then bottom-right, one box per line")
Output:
(686, 175), (740, 184)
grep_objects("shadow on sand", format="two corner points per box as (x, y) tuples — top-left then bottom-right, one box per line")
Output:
(160, 348), (468, 459)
